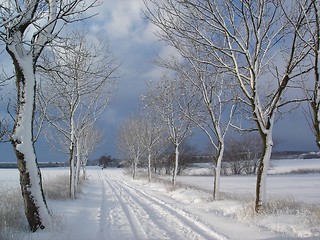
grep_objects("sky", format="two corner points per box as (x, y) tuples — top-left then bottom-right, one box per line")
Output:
(0, 0), (318, 163)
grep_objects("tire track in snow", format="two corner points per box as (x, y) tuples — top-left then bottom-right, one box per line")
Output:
(99, 172), (148, 239)
(103, 175), (184, 239)
(106, 174), (230, 240)
(97, 173), (112, 240)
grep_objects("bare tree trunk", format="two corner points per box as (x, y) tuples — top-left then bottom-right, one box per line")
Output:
(69, 111), (76, 199)
(172, 143), (179, 186)
(75, 139), (81, 195)
(132, 159), (138, 180)
(148, 152), (152, 182)
(82, 165), (87, 180)
(9, 56), (50, 232)
(255, 130), (273, 212)
(69, 142), (76, 199)
(213, 142), (224, 201)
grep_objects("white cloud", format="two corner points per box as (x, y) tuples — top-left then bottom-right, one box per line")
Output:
(101, 0), (143, 37)
(89, 0), (158, 43)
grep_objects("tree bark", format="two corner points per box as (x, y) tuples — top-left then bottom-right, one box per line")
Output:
(172, 143), (179, 186)
(69, 145), (76, 199)
(255, 130), (273, 212)
(75, 139), (81, 195)
(82, 165), (87, 180)
(9, 54), (50, 232)
(213, 142), (224, 201)
(148, 152), (152, 182)
(69, 114), (76, 199)
(132, 160), (137, 179)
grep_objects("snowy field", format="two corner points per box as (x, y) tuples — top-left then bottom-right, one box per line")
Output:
(175, 159), (320, 203)
(0, 158), (319, 239)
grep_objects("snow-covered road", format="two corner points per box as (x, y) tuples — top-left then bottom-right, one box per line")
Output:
(47, 169), (290, 240)
(97, 172), (226, 240)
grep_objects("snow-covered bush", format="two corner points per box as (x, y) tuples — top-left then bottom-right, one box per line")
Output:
(289, 168), (320, 174)
(236, 198), (320, 237)
(221, 160), (259, 175)
(0, 187), (28, 239)
(0, 173), (83, 239)
(43, 174), (72, 200)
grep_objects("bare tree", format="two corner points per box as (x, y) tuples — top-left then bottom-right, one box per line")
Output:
(117, 115), (144, 179)
(0, 119), (10, 141)
(0, 73), (10, 141)
(155, 54), (236, 200)
(0, 0), (98, 231)
(38, 31), (118, 198)
(76, 125), (103, 180)
(145, 0), (310, 212)
(143, 76), (194, 186)
(223, 134), (261, 175)
(177, 141), (198, 175)
(299, 1), (320, 149)
(0, 69), (21, 143)
(138, 111), (164, 182)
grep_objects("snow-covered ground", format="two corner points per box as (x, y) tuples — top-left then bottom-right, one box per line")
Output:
(0, 158), (319, 239)
(174, 159), (320, 203)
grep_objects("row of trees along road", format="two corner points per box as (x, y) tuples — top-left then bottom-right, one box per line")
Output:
(140, 0), (319, 213)
(0, 0), (119, 232)
(143, 77), (196, 186)
(38, 31), (118, 199)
